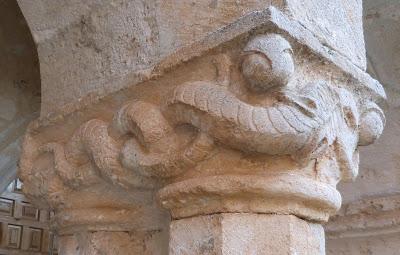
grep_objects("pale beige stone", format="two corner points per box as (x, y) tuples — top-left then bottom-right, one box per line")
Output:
(14, 1), (387, 254)
(58, 230), (167, 255)
(324, 2), (400, 253)
(170, 214), (325, 255)
(17, 0), (370, 116)
(2, 0), (400, 254)
(327, 234), (400, 255)
(326, 194), (400, 240)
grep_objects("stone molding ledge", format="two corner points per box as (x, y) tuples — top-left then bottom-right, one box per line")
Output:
(19, 6), (386, 234)
(326, 194), (400, 239)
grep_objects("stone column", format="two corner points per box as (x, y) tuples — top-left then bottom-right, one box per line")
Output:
(18, 3), (385, 255)
(169, 214), (325, 254)
(153, 12), (386, 255)
(19, 123), (169, 254)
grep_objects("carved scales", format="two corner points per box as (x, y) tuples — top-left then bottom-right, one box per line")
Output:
(19, 8), (385, 234)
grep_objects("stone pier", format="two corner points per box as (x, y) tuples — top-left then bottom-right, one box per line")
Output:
(17, 1), (386, 254)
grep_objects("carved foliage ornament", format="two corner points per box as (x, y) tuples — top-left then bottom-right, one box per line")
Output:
(19, 33), (385, 223)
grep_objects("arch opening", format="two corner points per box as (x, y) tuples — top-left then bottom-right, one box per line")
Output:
(0, 0), (41, 192)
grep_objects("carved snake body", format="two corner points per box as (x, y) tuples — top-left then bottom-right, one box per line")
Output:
(166, 80), (340, 158)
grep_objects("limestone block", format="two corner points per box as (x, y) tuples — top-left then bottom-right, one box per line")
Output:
(17, 0), (284, 116)
(17, 0), (367, 116)
(286, 0), (365, 69)
(170, 214), (325, 255)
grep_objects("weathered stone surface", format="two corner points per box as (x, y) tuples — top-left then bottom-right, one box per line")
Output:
(170, 214), (325, 255)
(15, 1), (386, 254)
(19, 26), (384, 226)
(327, 234), (400, 255)
(58, 230), (167, 255)
(17, 0), (369, 117)
(286, 0), (366, 69)
(337, 0), (400, 204)
(321, 1), (400, 254)
(326, 194), (400, 239)
(17, 0), (284, 116)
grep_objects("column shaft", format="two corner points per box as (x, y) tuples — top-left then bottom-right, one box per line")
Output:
(170, 214), (325, 255)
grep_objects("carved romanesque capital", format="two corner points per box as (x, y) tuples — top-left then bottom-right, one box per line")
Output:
(156, 34), (385, 222)
(18, 6), (385, 253)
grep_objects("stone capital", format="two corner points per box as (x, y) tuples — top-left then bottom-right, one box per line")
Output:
(18, 6), (386, 254)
